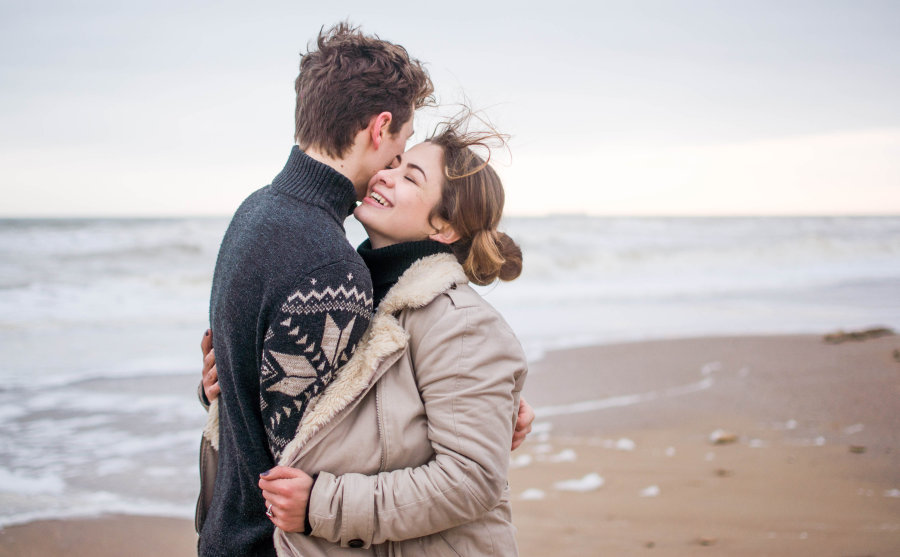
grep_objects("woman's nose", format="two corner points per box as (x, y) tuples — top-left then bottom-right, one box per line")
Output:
(377, 169), (396, 188)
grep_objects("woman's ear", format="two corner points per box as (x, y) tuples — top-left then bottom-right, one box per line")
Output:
(369, 112), (393, 149)
(428, 222), (461, 245)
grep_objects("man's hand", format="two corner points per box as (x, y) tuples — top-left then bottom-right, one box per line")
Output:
(200, 329), (220, 402)
(511, 396), (534, 451)
(259, 466), (315, 533)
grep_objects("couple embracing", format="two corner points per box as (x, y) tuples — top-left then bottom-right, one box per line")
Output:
(196, 22), (533, 557)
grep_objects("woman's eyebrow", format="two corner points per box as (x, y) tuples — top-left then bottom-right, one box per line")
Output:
(407, 162), (427, 181)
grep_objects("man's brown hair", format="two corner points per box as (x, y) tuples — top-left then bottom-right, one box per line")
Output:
(294, 22), (434, 158)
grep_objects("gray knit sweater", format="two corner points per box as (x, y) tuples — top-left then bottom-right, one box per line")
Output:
(199, 146), (373, 557)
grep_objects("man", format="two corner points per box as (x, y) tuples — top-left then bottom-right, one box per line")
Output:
(198, 22), (534, 556)
(198, 23), (433, 556)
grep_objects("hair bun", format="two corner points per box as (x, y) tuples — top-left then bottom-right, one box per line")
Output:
(495, 232), (523, 282)
(460, 229), (522, 285)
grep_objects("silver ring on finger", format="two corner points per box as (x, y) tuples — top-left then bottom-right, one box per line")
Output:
(266, 503), (274, 518)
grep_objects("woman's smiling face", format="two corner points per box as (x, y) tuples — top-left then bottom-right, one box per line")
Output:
(354, 142), (447, 249)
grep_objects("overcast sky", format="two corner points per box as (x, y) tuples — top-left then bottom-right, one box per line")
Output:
(1, 0), (898, 216)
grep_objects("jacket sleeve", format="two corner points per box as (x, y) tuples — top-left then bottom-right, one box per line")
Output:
(259, 262), (372, 461)
(307, 297), (527, 547)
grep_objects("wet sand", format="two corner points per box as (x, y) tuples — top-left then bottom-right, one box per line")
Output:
(2, 334), (899, 556)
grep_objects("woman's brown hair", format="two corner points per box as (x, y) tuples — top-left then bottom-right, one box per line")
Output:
(427, 115), (522, 286)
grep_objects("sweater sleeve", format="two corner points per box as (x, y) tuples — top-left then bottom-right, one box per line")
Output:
(260, 261), (372, 461)
(307, 299), (527, 546)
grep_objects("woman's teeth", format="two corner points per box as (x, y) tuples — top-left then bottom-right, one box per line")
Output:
(370, 192), (389, 207)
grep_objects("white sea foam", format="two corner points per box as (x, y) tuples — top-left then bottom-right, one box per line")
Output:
(519, 488), (546, 501)
(510, 454), (533, 468)
(554, 473), (605, 492)
(548, 449), (577, 463)
(701, 361), (722, 375)
(0, 468), (66, 496)
(639, 485), (660, 498)
(95, 459), (133, 476)
(615, 438), (636, 451)
(535, 376), (714, 418)
(0, 490), (195, 529)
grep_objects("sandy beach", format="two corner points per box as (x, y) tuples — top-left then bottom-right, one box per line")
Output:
(2, 333), (898, 556)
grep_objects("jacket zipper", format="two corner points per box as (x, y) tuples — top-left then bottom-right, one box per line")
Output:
(375, 380), (387, 472)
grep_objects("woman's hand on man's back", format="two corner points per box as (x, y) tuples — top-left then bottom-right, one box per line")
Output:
(200, 329), (220, 403)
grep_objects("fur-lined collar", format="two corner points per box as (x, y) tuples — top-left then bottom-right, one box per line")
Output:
(202, 254), (466, 456)
(276, 252), (465, 465)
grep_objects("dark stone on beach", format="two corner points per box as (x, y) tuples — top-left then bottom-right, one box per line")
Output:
(848, 445), (867, 454)
(823, 327), (895, 344)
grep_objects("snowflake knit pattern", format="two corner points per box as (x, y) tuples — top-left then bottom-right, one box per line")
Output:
(261, 274), (372, 459)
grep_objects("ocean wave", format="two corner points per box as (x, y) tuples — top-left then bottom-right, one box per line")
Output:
(0, 468), (66, 497)
(0, 217), (227, 260)
(0, 359), (199, 392)
(56, 242), (207, 262)
(0, 492), (195, 529)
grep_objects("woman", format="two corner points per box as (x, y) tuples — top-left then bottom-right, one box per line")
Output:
(201, 118), (528, 556)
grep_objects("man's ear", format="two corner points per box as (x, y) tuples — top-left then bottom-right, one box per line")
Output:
(428, 222), (461, 245)
(369, 112), (393, 149)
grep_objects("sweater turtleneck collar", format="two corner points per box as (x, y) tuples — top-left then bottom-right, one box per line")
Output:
(271, 146), (359, 219)
(357, 239), (454, 309)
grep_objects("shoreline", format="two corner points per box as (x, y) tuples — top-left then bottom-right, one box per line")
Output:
(2, 332), (899, 556)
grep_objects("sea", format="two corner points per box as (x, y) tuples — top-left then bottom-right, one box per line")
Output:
(1, 215), (899, 526)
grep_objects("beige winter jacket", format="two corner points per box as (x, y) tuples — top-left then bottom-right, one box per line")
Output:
(201, 253), (527, 556)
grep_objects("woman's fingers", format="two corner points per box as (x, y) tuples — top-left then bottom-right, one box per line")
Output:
(202, 353), (217, 384)
(200, 329), (212, 356)
(206, 380), (221, 400)
(259, 467), (313, 532)
(201, 348), (220, 402)
(203, 349), (216, 374)
(261, 490), (290, 509)
(511, 396), (535, 450)
(199, 329), (220, 403)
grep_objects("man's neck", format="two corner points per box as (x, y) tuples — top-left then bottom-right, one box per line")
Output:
(304, 146), (367, 199)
